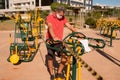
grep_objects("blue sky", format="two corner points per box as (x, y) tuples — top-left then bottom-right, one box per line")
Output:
(93, 0), (120, 7)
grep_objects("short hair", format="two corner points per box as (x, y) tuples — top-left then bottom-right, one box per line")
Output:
(55, 6), (66, 12)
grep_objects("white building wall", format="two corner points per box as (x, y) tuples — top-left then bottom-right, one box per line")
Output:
(9, 0), (36, 11)
(68, 0), (92, 10)
(8, 0), (50, 11)
(1, 0), (92, 13)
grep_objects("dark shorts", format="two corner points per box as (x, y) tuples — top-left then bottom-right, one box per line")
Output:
(47, 42), (65, 59)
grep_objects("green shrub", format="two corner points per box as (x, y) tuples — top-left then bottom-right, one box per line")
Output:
(40, 10), (50, 19)
(51, 2), (69, 11)
(69, 17), (73, 22)
(85, 17), (96, 28)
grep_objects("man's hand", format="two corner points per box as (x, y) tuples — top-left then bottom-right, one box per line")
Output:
(53, 37), (62, 44)
(53, 37), (60, 41)
(75, 33), (85, 39)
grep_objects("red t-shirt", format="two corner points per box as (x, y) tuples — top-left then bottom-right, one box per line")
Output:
(46, 13), (67, 40)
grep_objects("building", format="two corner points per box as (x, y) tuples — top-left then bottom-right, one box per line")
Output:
(0, 0), (54, 14)
(55, 0), (93, 11)
(0, 0), (9, 16)
(0, 0), (92, 15)
(8, 0), (53, 11)
(0, 0), (5, 9)
(0, 0), (9, 9)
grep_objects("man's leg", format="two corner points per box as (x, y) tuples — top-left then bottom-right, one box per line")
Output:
(48, 58), (54, 75)
(47, 48), (55, 80)
(53, 43), (67, 78)
(57, 54), (67, 78)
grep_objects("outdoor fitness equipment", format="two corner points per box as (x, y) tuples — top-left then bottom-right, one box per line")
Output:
(7, 8), (45, 64)
(97, 17), (120, 46)
(100, 26), (120, 46)
(46, 32), (106, 80)
(109, 27), (120, 46)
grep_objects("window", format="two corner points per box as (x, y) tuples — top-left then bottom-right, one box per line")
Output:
(36, 0), (39, 6)
(41, 0), (53, 6)
(0, 0), (5, 9)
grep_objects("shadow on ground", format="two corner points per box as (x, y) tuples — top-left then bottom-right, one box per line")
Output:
(96, 49), (120, 67)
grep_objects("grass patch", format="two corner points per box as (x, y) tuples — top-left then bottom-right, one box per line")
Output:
(0, 20), (15, 31)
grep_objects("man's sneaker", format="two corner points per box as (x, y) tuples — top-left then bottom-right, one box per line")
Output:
(56, 73), (64, 80)
(50, 75), (56, 80)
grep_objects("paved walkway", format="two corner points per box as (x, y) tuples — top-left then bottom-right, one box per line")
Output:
(0, 28), (120, 80)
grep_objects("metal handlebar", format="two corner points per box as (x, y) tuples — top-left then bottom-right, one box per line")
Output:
(46, 32), (106, 57)
(87, 37), (106, 49)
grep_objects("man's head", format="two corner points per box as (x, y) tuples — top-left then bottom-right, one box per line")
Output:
(55, 6), (65, 19)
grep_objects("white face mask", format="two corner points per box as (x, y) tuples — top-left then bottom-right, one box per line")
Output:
(56, 14), (63, 19)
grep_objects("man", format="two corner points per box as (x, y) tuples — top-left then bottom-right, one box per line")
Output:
(46, 6), (78, 80)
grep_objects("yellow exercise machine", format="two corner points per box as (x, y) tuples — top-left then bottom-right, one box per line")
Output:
(6, 8), (45, 64)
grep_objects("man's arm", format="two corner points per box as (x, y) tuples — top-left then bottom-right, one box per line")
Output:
(47, 22), (59, 40)
(47, 23), (56, 39)
(65, 22), (78, 32)
(65, 22), (85, 38)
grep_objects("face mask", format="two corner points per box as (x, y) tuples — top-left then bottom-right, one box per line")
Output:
(56, 14), (63, 19)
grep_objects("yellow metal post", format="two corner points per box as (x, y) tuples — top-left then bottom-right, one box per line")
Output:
(35, 37), (38, 49)
(78, 58), (81, 80)
(66, 56), (71, 80)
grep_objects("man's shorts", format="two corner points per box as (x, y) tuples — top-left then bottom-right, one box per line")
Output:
(47, 42), (65, 59)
